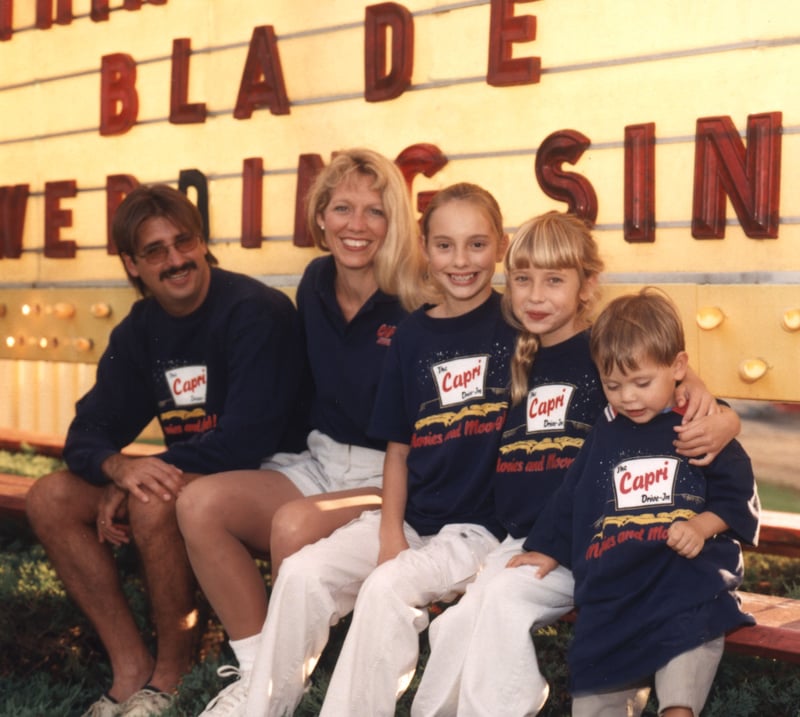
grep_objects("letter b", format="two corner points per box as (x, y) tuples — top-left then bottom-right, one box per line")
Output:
(100, 53), (139, 136)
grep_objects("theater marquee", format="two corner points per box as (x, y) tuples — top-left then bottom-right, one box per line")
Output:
(0, 0), (799, 436)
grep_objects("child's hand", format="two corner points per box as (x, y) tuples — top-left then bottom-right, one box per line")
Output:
(666, 520), (705, 558)
(378, 532), (409, 565)
(673, 408), (740, 465)
(506, 550), (559, 578)
(674, 378), (719, 422)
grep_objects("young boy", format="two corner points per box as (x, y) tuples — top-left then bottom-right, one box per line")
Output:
(523, 288), (760, 717)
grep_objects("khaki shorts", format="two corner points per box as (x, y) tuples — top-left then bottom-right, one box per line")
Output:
(260, 429), (385, 497)
(571, 636), (725, 717)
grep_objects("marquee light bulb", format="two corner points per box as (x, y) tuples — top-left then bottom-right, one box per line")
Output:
(696, 306), (725, 330)
(53, 302), (76, 319)
(782, 308), (800, 332)
(738, 358), (769, 384)
(90, 303), (112, 318)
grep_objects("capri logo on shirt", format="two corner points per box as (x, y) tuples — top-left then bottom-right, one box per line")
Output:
(432, 355), (488, 407)
(166, 365), (208, 406)
(526, 384), (575, 433)
(612, 456), (679, 510)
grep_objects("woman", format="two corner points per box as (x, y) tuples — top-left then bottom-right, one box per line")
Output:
(176, 148), (424, 716)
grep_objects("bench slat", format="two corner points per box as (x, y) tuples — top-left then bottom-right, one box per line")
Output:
(724, 592), (800, 663)
(0, 473), (35, 517)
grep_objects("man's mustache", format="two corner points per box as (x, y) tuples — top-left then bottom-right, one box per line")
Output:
(160, 261), (198, 281)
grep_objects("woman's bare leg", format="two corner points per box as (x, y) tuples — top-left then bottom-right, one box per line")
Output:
(269, 487), (382, 578)
(176, 469), (302, 639)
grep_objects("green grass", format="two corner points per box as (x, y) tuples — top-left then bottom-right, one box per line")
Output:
(1, 522), (799, 717)
(1, 450), (800, 716)
(758, 481), (800, 514)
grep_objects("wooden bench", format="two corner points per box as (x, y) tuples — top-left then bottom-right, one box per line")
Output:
(1, 430), (800, 664)
(0, 430), (162, 520)
(0, 472), (34, 518)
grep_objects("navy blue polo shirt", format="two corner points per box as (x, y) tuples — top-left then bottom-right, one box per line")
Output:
(298, 255), (408, 450)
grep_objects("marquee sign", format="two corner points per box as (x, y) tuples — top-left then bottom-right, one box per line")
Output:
(0, 0), (798, 438)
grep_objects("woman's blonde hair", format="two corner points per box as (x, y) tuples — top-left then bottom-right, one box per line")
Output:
(305, 148), (424, 311)
(503, 212), (604, 405)
(418, 182), (505, 305)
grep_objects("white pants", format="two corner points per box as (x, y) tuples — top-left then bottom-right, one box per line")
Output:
(412, 535), (575, 717)
(244, 510), (500, 717)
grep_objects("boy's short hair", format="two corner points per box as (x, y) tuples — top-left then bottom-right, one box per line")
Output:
(590, 287), (685, 376)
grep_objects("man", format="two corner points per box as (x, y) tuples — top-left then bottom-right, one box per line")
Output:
(26, 184), (308, 717)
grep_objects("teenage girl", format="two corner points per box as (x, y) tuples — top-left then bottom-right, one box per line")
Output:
(243, 183), (516, 717)
(412, 212), (741, 717)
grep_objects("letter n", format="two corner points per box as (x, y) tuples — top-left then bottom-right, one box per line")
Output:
(234, 26), (290, 119)
(0, 184), (29, 259)
(692, 112), (782, 239)
(364, 3), (414, 102)
(487, 0), (541, 87)
(100, 53), (139, 136)
(535, 130), (598, 224)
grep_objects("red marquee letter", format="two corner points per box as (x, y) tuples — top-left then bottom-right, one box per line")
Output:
(106, 174), (138, 254)
(293, 154), (325, 247)
(170, 38), (207, 124)
(36, 0), (73, 29)
(364, 3), (414, 103)
(692, 112), (782, 239)
(241, 158), (264, 248)
(0, 184), (29, 259)
(44, 180), (77, 259)
(535, 130), (598, 224)
(0, 1), (12, 41)
(234, 25), (290, 119)
(624, 123), (655, 243)
(487, 0), (541, 87)
(100, 53), (139, 136)
(90, 0), (109, 21)
(395, 143), (448, 215)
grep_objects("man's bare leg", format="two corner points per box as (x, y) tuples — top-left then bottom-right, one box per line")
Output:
(26, 471), (153, 702)
(128, 475), (202, 693)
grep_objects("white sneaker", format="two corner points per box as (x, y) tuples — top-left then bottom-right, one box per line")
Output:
(81, 694), (122, 717)
(198, 666), (249, 717)
(118, 686), (174, 717)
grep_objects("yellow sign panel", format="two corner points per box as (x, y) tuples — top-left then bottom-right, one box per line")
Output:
(0, 1), (799, 405)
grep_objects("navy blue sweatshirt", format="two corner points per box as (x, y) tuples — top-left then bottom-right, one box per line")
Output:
(64, 267), (309, 485)
(527, 407), (760, 694)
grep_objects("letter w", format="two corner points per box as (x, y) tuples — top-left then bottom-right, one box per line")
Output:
(0, 184), (29, 259)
